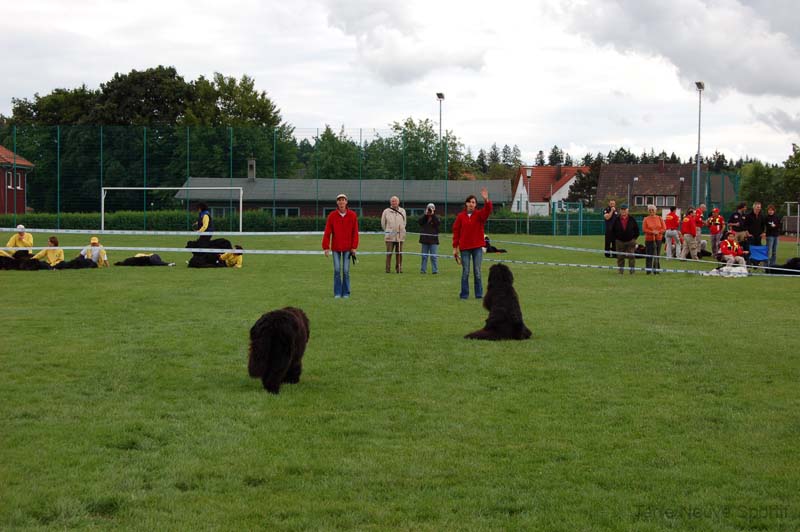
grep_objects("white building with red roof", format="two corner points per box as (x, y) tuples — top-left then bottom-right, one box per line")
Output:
(511, 165), (589, 215)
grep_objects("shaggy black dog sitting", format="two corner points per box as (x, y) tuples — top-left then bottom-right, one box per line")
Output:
(248, 307), (310, 394)
(186, 238), (232, 268)
(115, 253), (173, 266)
(465, 263), (532, 341)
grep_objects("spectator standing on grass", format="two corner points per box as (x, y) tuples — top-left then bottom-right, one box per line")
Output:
(728, 202), (748, 244)
(611, 204), (639, 274)
(680, 208), (699, 261)
(418, 202), (440, 274)
(602, 199), (618, 258)
(381, 195), (406, 274)
(694, 204), (706, 247)
(720, 231), (748, 267)
(453, 187), (492, 299)
(765, 204), (781, 267)
(664, 206), (681, 258)
(707, 208), (726, 255)
(322, 193), (359, 299)
(642, 204), (665, 274)
(31, 236), (64, 269)
(194, 203), (214, 245)
(745, 201), (767, 247)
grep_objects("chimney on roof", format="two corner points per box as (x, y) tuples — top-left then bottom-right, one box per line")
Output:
(658, 158), (665, 173)
(247, 156), (256, 181)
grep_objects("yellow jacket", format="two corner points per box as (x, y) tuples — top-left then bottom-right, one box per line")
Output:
(219, 252), (243, 268)
(32, 248), (65, 266)
(6, 232), (33, 249)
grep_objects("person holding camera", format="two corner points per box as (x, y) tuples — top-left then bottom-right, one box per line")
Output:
(603, 200), (618, 258)
(418, 202), (440, 274)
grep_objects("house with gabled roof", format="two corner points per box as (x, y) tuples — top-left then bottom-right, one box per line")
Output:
(1, 145), (35, 214)
(595, 161), (738, 211)
(510, 165), (589, 215)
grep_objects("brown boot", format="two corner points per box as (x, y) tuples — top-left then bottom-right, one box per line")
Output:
(396, 252), (403, 273)
(385, 252), (392, 273)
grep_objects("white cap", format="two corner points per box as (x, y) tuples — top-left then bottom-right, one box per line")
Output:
(16, 224), (25, 231)
(426, 203), (435, 210)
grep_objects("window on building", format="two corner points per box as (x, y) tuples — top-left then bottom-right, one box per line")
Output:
(655, 196), (665, 207)
(5, 171), (11, 189)
(646, 196), (654, 205)
(16, 172), (22, 189)
(666, 196), (676, 206)
(211, 206), (236, 218)
(634, 195), (645, 206)
(261, 207), (300, 217)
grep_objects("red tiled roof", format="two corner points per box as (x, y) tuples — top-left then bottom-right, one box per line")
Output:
(0, 145), (34, 168)
(514, 165), (589, 202)
(596, 163), (700, 208)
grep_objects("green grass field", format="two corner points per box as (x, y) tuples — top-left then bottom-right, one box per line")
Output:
(2, 233), (799, 531)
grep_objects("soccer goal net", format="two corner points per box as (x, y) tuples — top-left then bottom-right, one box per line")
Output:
(101, 187), (244, 231)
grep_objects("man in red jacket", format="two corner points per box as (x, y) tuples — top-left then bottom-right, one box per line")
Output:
(452, 187), (492, 299)
(322, 193), (359, 298)
(664, 206), (681, 258)
(680, 208), (699, 260)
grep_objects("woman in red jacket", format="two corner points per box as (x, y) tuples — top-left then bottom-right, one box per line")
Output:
(452, 187), (492, 299)
(322, 194), (359, 298)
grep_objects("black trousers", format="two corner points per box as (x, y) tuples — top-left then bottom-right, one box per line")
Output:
(604, 231), (615, 258)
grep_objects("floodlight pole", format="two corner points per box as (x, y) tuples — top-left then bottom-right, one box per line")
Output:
(695, 81), (704, 206)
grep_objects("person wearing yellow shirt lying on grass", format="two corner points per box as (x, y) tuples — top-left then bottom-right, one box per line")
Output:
(31, 236), (65, 269)
(219, 245), (244, 268)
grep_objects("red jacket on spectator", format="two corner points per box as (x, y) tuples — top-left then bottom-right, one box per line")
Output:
(665, 211), (680, 230)
(720, 238), (744, 257)
(707, 213), (725, 235)
(694, 210), (705, 230)
(322, 209), (359, 252)
(680, 215), (697, 237)
(453, 200), (493, 251)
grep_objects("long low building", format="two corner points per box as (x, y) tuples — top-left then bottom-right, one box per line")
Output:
(174, 177), (512, 218)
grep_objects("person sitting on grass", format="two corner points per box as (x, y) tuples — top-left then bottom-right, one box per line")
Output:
(57, 236), (109, 269)
(719, 231), (748, 268)
(31, 236), (65, 269)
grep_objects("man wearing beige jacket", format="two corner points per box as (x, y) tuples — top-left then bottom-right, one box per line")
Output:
(381, 196), (407, 273)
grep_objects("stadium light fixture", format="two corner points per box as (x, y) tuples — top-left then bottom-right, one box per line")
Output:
(695, 81), (704, 206)
(436, 93), (445, 141)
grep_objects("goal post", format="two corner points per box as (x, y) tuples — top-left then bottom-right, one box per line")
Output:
(101, 187), (244, 232)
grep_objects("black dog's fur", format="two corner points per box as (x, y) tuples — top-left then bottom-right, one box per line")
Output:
(248, 307), (310, 394)
(465, 263), (532, 340)
(765, 257), (800, 275)
(186, 238), (232, 268)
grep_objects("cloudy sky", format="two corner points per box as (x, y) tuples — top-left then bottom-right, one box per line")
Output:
(2, 0), (799, 164)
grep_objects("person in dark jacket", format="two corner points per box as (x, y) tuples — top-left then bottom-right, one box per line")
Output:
(728, 202), (748, 243)
(745, 201), (767, 246)
(611, 204), (640, 274)
(418, 202), (440, 274)
(602, 199), (619, 258)
(765, 204), (781, 266)
(194, 203), (214, 245)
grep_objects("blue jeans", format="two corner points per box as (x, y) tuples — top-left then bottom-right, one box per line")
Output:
(332, 251), (351, 297)
(421, 243), (439, 273)
(460, 247), (483, 299)
(766, 236), (779, 266)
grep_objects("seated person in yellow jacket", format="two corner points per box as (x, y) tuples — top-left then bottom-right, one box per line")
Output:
(219, 245), (244, 268)
(57, 236), (109, 269)
(3, 224), (34, 258)
(31, 236), (65, 269)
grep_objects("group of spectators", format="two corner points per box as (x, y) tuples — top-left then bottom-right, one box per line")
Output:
(321, 189), (492, 299)
(603, 200), (783, 273)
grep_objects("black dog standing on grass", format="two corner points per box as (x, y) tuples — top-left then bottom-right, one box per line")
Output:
(465, 263), (532, 340)
(248, 307), (310, 394)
